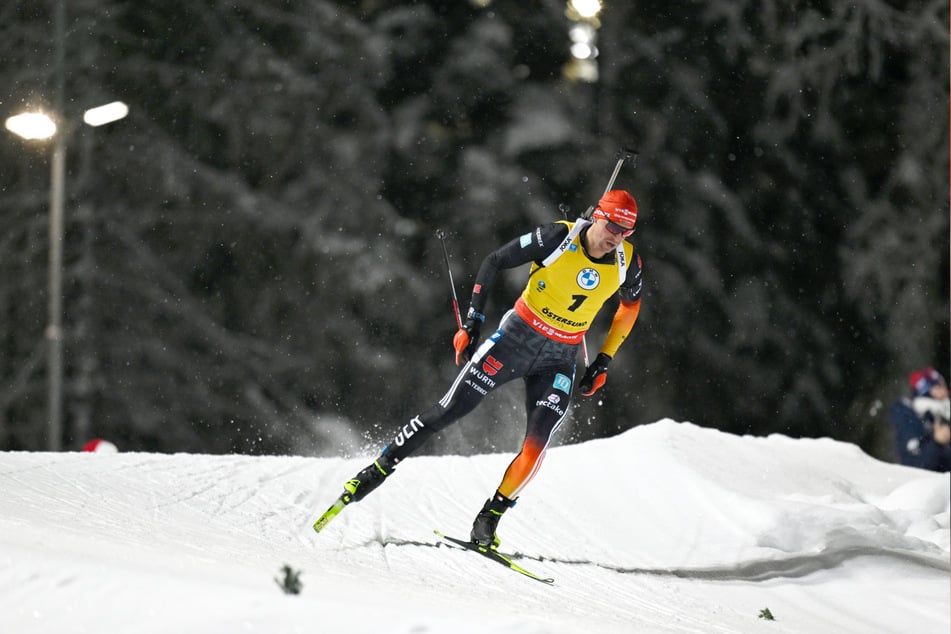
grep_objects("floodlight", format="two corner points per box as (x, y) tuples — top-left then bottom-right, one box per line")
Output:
(83, 101), (129, 127)
(569, 0), (602, 20)
(5, 112), (57, 140)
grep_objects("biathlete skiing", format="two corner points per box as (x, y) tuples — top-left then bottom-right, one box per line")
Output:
(314, 186), (644, 550)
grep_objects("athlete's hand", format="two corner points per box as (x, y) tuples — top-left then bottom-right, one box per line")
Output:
(579, 353), (612, 396)
(453, 317), (482, 366)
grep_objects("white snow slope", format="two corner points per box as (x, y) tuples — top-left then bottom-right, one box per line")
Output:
(0, 419), (948, 634)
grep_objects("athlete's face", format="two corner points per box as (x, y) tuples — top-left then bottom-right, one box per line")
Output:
(929, 382), (949, 400)
(588, 219), (632, 257)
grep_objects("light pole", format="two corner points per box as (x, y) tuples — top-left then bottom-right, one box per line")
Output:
(4, 101), (128, 451)
(563, 0), (603, 82)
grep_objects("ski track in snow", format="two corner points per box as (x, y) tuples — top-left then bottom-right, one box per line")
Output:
(0, 420), (948, 634)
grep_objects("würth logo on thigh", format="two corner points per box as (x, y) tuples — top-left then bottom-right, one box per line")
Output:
(482, 356), (503, 376)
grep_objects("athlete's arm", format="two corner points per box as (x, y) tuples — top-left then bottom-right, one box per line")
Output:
(467, 223), (569, 316)
(599, 253), (643, 357)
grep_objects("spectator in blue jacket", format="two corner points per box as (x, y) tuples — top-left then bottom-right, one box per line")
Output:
(888, 367), (951, 472)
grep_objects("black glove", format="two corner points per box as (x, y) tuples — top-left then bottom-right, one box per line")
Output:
(453, 309), (484, 366)
(579, 353), (611, 396)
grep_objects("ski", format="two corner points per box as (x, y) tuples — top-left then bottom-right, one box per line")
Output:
(434, 530), (554, 585)
(312, 494), (350, 533)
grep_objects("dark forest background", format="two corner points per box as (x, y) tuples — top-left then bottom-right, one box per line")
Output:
(1, 1), (948, 461)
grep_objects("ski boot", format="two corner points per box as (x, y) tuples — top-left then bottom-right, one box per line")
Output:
(470, 491), (516, 550)
(313, 453), (397, 533)
(342, 454), (397, 504)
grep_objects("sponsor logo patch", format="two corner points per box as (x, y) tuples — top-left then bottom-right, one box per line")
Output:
(468, 366), (497, 388)
(520, 233), (532, 248)
(465, 380), (488, 395)
(394, 416), (425, 447)
(535, 398), (566, 416)
(553, 373), (572, 394)
(577, 268), (600, 290)
(541, 306), (587, 329)
(482, 355), (503, 376)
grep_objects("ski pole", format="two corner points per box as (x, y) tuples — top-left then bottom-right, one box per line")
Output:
(435, 228), (463, 329)
(580, 329), (591, 369)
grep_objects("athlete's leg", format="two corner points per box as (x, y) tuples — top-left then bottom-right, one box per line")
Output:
(383, 333), (518, 463)
(382, 366), (490, 463)
(495, 368), (574, 499)
(341, 323), (524, 503)
(471, 366), (575, 547)
(341, 364), (495, 503)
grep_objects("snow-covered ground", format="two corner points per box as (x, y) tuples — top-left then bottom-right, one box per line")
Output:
(0, 419), (947, 633)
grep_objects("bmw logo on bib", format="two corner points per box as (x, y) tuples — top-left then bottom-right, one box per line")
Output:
(577, 268), (600, 290)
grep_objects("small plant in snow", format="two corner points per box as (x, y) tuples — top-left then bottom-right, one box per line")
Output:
(275, 564), (302, 595)
(758, 607), (775, 621)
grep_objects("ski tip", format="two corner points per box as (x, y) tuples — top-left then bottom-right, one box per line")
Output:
(312, 498), (347, 533)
